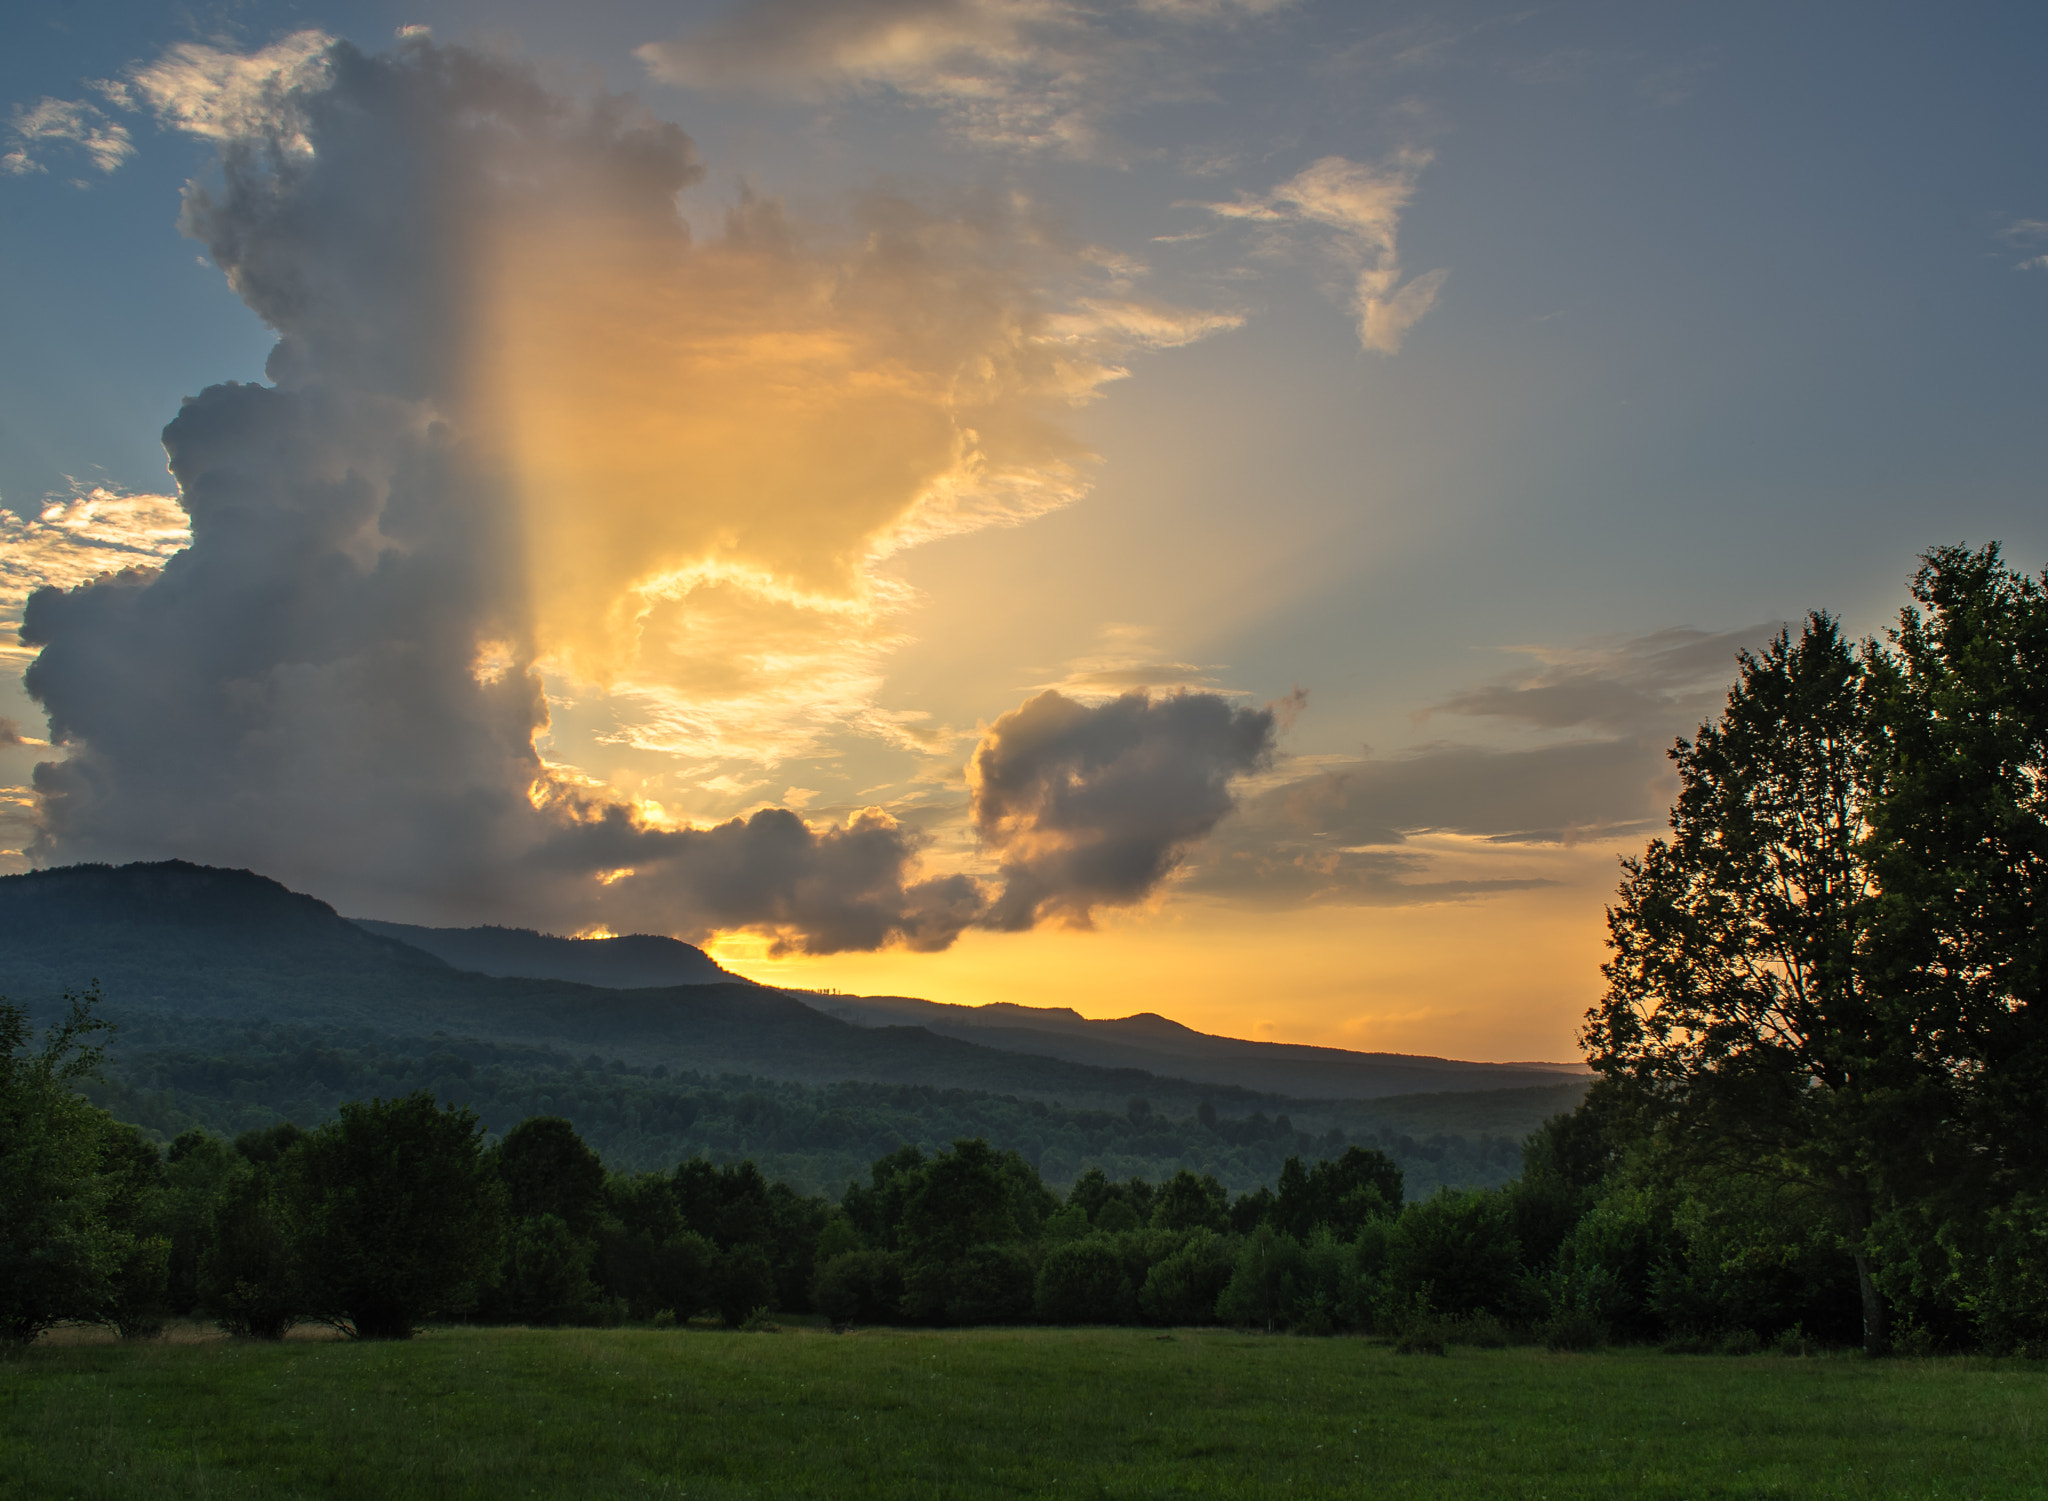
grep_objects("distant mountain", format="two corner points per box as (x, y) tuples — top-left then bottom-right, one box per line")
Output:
(0, 861), (1586, 1125)
(0, 862), (1298, 1113)
(350, 920), (737, 988)
(793, 993), (1586, 1101)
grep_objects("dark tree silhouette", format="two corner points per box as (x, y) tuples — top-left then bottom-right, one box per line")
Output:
(282, 1091), (506, 1339)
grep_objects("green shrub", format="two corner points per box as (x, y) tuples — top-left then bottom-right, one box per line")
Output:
(944, 1244), (1036, 1325)
(812, 1249), (902, 1327)
(1384, 1189), (1523, 1321)
(1544, 1307), (1607, 1353)
(1138, 1230), (1231, 1326)
(1215, 1225), (1304, 1332)
(496, 1213), (601, 1326)
(1035, 1237), (1133, 1324)
(714, 1244), (777, 1327)
(200, 1165), (301, 1340)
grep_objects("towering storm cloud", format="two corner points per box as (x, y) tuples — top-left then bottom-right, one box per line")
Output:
(14, 33), (1248, 950)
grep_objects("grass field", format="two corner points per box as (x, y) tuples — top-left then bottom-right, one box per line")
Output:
(4, 1325), (2044, 1499)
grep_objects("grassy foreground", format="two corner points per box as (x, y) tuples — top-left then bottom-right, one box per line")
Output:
(4, 1326), (2044, 1500)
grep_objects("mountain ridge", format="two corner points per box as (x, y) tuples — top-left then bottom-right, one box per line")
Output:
(0, 860), (1587, 1109)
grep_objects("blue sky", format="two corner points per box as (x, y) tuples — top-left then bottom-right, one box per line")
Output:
(3, 0), (2044, 1058)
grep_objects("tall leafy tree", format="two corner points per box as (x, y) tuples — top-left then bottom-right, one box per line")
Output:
(1582, 614), (1907, 1353)
(0, 988), (129, 1343)
(491, 1116), (606, 1235)
(1868, 546), (2048, 1178)
(1865, 545), (2048, 1344)
(282, 1092), (506, 1339)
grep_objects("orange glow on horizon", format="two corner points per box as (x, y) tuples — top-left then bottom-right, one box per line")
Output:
(703, 847), (1617, 1064)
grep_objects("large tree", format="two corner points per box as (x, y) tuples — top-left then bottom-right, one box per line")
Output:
(1867, 545), (2048, 1194)
(0, 990), (129, 1341)
(1586, 548), (2048, 1355)
(282, 1091), (506, 1339)
(1582, 613), (1905, 1353)
(1864, 546), (2048, 1345)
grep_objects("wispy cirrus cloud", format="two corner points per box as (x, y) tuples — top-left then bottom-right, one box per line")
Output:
(637, 0), (1295, 158)
(2, 97), (134, 177)
(1203, 151), (1448, 353)
(2003, 217), (2048, 272)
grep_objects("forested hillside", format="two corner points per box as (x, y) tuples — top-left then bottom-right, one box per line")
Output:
(74, 1009), (1542, 1196)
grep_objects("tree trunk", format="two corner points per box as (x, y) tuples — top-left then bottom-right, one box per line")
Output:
(1845, 1196), (1888, 1357)
(1852, 1247), (1888, 1356)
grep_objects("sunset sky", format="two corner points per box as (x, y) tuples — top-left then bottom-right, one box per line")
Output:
(4, 0), (2045, 1061)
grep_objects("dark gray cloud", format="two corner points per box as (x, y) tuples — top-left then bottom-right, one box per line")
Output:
(1180, 626), (1775, 908)
(969, 688), (1276, 929)
(1428, 625), (1773, 735)
(535, 802), (986, 954)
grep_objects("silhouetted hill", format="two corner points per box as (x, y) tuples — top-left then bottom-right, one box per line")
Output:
(795, 992), (1585, 1100)
(0, 861), (1588, 1132)
(350, 919), (736, 988)
(0, 862), (1306, 1114)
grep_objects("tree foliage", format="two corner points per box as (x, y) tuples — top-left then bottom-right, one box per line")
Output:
(282, 1092), (506, 1339)
(0, 988), (128, 1342)
(1585, 545), (2048, 1354)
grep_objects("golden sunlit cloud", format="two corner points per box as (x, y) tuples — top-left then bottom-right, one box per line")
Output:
(0, 488), (190, 656)
(473, 180), (1237, 770)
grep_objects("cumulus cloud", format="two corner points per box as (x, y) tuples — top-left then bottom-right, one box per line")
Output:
(638, 0), (1293, 157)
(6, 34), (1237, 952)
(2, 97), (135, 176)
(969, 688), (1275, 929)
(1205, 151), (1446, 352)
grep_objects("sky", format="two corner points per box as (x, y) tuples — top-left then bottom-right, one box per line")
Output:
(3, 0), (2045, 1062)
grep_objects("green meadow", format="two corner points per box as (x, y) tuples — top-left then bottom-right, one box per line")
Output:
(5, 1327), (2043, 1500)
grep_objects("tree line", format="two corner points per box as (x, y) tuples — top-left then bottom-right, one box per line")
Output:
(0, 993), (2036, 1354)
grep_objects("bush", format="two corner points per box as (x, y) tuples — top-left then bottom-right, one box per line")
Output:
(1139, 1230), (1232, 1326)
(1036, 1237), (1133, 1324)
(713, 1243), (777, 1327)
(496, 1214), (601, 1326)
(1384, 1189), (1523, 1321)
(650, 1230), (717, 1322)
(1553, 1184), (1673, 1341)
(1448, 1312), (1511, 1349)
(200, 1164), (301, 1339)
(944, 1244), (1035, 1325)
(1543, 1307), (1607, 1353)
(1216, 1225), (1305, 1332)
(812, 1249), (903, 1327)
